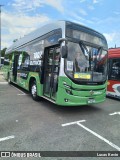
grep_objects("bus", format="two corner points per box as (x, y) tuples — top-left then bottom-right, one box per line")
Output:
(107, 48), (120, 99)
(3, 21), (108, 106)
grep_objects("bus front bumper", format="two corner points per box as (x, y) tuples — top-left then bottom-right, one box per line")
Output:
(56, 87), (106, 106)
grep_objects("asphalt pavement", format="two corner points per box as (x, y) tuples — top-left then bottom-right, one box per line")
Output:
(0, 77), (120, 160)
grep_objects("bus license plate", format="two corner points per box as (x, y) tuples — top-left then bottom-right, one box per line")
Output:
(88, 99), (95, 104)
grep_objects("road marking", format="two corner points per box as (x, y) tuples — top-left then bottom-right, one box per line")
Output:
(62, 120), (120, 151)
(61, 120), (86, 127)
(17, 93), (26, 95)
(10, 84), (26, 95)
(0, 82), (8, 84)
(77, 122), (120, 151)
(109, 112), (120, 115)
(0, 135), (15, 142)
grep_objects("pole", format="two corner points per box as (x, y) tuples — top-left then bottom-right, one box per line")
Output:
(0, 5), (4, 65)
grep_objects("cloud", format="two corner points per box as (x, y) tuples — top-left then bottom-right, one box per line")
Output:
(104, 32), (120, 48)
(80, 0), (86, 2)
(96, 16), (120, 26)
(2, 0), (64, 49)
(2, 12), (50, 29)
(68, 11), (94, 25)
(93, 0), (99, 4)
(44, 0), (64, 13)
(88, 5), (95, 10)
(79, 8), (88, 16)
(12, 0), (42, 12)
(114, 11), (120, 15)
(104, 33), (115, 42)
(1, 11), (51, 48)
(69, 12), (85, 22)
(12, 0), (64, 13)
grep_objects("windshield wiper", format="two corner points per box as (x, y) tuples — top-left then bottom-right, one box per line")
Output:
(79, 41), (89, 60)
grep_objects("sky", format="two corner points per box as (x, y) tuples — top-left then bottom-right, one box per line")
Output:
(1, 0), (120, 49)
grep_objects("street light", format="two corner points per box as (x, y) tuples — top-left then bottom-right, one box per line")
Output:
(0, 5), (4, 65)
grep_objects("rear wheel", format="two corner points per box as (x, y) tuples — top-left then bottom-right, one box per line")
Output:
(31, 81), (39, 101)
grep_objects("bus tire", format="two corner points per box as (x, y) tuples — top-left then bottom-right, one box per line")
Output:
(8, 73), (11, 84)
(31, 80), (39, 101)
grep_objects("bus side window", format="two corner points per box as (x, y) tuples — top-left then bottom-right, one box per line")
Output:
(4, 54), (12, 66)
(17, 54), (22, 70)
(4, 56), (9, 66)
(111, 59), (120, 80)
(22, 53), (30, 70)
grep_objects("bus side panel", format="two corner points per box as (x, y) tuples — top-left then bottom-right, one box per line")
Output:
(16, 71), (30, 90)
(15, 71), (43, 97)
(2, 65), (9, 80)
(3, 54), (13, 80)
(107, 80), (120, 99)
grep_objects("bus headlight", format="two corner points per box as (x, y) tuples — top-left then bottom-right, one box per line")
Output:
(66, 89), (72, 95)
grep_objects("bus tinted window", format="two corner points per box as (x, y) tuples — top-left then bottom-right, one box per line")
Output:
(4, 55), (12, 66)
(110, 59), (120, 80)
(22, 53), (30, 69)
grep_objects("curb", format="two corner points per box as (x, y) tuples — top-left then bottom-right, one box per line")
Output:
(0, 72), (3, 75)
(0, 82), (8, 84)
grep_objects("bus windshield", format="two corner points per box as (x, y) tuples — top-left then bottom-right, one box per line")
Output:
(65, 41), (107, 84)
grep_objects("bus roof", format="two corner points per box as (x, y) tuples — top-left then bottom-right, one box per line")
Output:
(6, 21), (66, 54)
(6, 20), (106, 54)
(108, 48), (120, 58)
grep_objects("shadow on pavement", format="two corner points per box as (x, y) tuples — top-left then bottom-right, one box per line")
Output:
(10, 83), (103, 116)
(39, 98), (102, 116)
(106, 96), (120, 102)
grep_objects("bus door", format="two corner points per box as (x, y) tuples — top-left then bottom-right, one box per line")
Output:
(13, 54), (19, 82)
(43, 47), (60, 100)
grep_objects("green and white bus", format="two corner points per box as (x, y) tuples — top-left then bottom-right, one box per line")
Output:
(3, 21), (108, 106)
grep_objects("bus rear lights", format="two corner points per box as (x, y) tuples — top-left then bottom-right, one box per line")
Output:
(64, 99), (68, 102)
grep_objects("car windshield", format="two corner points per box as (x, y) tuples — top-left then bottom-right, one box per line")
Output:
(65, 41), (108, 84)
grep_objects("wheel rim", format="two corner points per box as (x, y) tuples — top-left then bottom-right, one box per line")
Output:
(31, 84), (37, 97)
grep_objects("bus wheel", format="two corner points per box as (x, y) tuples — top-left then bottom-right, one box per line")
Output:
(8, 73), (11, 84)
(31, 81), (39, 101)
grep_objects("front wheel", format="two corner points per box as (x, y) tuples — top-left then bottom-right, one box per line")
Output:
(31, 81), (39, 101)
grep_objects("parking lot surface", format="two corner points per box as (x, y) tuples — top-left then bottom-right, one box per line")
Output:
(0, 80), (120, 159)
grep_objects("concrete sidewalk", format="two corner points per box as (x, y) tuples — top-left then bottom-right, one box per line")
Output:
(0, 71), (7, 83)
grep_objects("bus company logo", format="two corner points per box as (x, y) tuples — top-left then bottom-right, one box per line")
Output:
(90, 90), (94, 95)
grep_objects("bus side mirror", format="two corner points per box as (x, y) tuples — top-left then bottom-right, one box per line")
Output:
(58, 38), (68, 58)
(61, 45), (68, 58)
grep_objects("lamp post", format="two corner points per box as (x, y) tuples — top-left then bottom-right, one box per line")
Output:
(0, 5), (4, 65)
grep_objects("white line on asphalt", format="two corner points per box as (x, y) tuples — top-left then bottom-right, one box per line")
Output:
(62, 120), (120, 151)
(17, 93), (26, 95)
(61, 120), (86, 127)
(0, 82), (8, 84)
(10, 84), (26, 95)
(0, 135), (15, 142)
(109, 112), (120, 115)
(77, 122), (120, 151)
